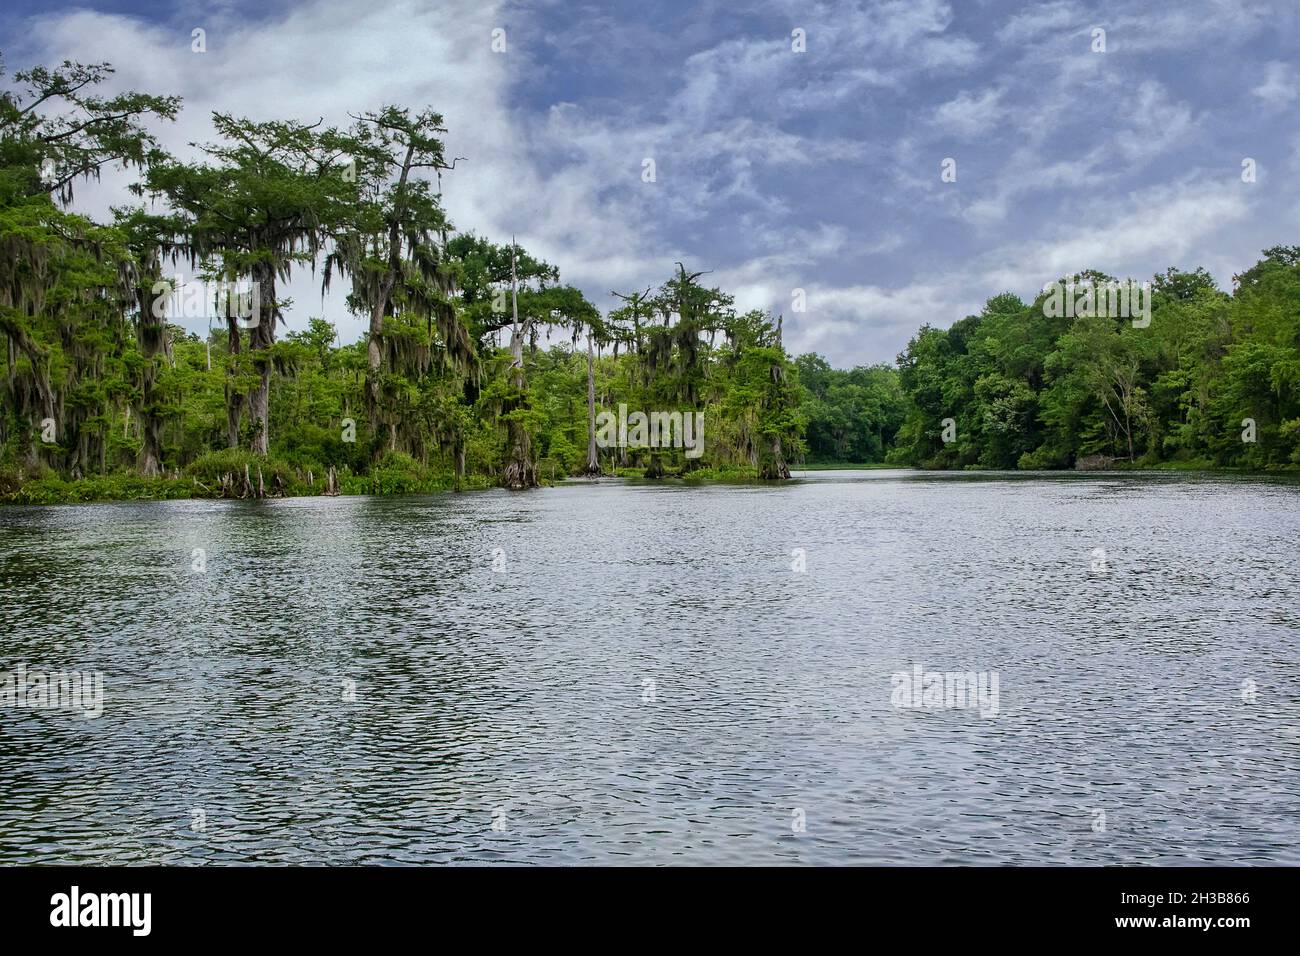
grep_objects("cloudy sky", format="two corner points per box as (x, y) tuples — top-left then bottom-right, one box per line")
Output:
(2, 0), (1298, 366)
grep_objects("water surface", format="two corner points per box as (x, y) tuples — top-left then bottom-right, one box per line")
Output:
(1, 470), (1297, 864)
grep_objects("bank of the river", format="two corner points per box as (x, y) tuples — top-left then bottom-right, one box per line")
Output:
(0, 472), (498, 505)
(792, 461), (897, 471)
(2, 466), (775, 504)
(3, 458), (1297, 504)
(0, 468), (772, 503)
(942, 460), (1299, 475)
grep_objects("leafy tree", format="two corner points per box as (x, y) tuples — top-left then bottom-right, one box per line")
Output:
(324, 106), (472, 458)
(147, 113), (358, 455)
(0, 57), (176, 474)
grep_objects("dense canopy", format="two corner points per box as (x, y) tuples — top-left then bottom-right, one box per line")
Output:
(1, 55), (1296, 504)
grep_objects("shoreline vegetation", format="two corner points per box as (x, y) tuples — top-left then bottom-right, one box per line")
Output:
(3, 57), (1299, 507)
(4, 459), (1295, 507)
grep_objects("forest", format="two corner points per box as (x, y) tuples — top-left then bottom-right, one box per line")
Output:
(2, 56), (1298, 503)
(889, 262), (1300, 472)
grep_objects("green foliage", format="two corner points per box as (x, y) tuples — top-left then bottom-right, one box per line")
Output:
(676, 465), (758, 481)
(3, 53), (1296, 506)
(796, 354), (906, 463)
(1, 472), (193, 504)
(890, 263), (1300, 471)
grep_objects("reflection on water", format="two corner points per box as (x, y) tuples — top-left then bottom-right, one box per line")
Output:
(1, 470), (1297, 864)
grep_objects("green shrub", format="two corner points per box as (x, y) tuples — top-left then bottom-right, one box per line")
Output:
(186, 449), (302, 494)
(1, 473), (194, 505)
(678, 465), (757, 481)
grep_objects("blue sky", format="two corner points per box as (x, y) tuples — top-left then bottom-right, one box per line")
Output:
(3, 0), (1298, 365)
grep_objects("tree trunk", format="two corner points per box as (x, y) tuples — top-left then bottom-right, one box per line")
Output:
(760, 434), (791, 479)
(502, 324), (538, 488)
(134, 278), (165, 476)
(581, 333), (600, 475)
(367, 143), (414, 459)
(366, 275), (397, 456)
(248, 353), (271, 456)
(759, 320), (792, 480)
(225, 315), (244, 449)
(246, 265), (276, 456)
(366, 323), (384, 442)
(502, 242), (538, 489)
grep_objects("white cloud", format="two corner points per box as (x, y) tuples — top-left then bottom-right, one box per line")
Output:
(995, 1), (1085, 45)
(933, 88), (1007, 138)
(1252, 62), (1299, 107)
(7, 0), (1298, 370)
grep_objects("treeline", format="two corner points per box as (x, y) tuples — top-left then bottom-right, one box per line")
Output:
(888, 258), (1300, 470)
(0, 56), (806, 501)
(3, 55), (1296, 505)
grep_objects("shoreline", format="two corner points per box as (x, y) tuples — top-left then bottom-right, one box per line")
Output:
(3, 462), (1298, 507)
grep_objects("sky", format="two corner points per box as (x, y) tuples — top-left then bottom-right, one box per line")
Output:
(2, 0), (1298, 366)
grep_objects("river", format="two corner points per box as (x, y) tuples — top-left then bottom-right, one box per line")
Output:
(1, 470), (1297, 864)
